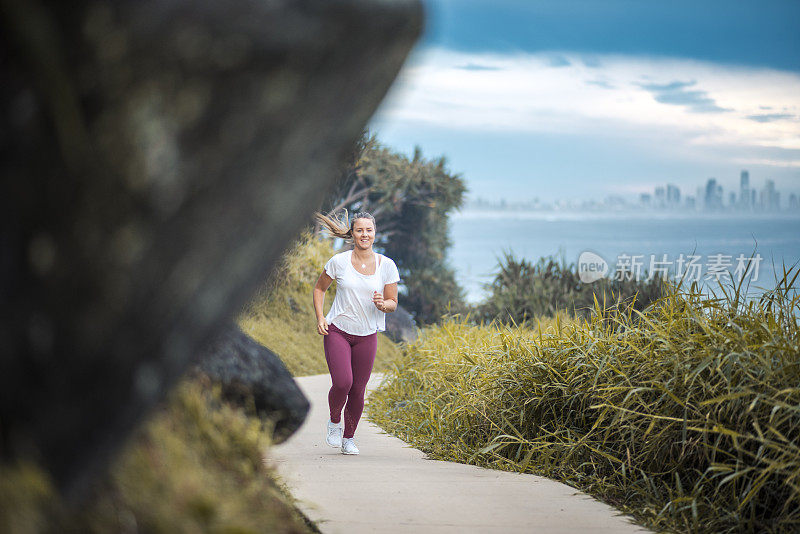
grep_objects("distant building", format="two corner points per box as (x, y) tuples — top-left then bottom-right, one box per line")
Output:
(474, 197), (489, 208)
(654, 186), (666, 208)
(728, 191), (736, 207)
(790, 193), (798, 210)
(605, 195), (626, 208)
(704, 178), (723, 210)
(666, 184), (680, 208)
(685, 196), (696, 209)
(760, 180), (780, 211)
(639, 193), (652, 206)
(740, 170), (751, 210)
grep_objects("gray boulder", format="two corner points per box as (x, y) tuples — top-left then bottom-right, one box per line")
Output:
(196, 324), (309, 444)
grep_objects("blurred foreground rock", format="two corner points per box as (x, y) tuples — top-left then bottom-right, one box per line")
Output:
(0, 0), (422, 500)
(197, 324), (309, 444)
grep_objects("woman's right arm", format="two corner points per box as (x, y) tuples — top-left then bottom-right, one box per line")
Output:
(313, 271), (334, 335)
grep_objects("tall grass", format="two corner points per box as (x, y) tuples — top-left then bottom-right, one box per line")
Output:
(366, 266), (800, 533)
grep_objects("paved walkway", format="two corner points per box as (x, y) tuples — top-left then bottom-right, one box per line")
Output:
(268, 373), (648, 533)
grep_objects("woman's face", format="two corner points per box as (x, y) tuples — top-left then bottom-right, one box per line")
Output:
(352, 218), (375, 251)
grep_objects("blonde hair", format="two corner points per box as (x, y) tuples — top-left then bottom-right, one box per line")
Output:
(315, 209), (377, 243)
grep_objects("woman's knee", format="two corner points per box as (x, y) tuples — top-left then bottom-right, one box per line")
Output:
(331, 377), (353, 396)
(346, 381), (367, 399)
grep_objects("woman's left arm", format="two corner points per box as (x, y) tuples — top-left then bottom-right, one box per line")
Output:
(379, 282), (398, 313)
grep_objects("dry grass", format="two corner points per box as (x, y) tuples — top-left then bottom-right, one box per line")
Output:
(366, 266), (800, 533)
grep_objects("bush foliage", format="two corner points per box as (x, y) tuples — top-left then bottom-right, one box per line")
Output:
(473, 250), (667, 327)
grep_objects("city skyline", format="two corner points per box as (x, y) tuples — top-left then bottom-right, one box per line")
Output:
(641, 170), (792, 212)
(464, 169), (799, 213)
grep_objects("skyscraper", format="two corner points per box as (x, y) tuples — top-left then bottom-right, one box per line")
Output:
(666, 184), (680, 208)
(760, 179), (780, 211)
(740, 170), (750, 209)
(704, 178), (723, 210)
(654, 186), (666, 208)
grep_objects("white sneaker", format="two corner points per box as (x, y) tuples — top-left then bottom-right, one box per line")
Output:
(326, 419), (342, 448)
(341, 437), (359, 455)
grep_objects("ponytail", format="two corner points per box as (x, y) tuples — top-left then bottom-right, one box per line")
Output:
(314, 209), (377, 243)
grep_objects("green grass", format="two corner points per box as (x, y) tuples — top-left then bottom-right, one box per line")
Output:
(366, 267), (800, 533)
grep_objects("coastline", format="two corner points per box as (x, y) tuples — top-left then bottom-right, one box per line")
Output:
(452, 208), (800, 222)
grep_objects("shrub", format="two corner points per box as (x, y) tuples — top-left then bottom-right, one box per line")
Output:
(473, 250), (667, 328)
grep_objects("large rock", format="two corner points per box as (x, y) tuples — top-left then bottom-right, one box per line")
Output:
(0, 0), (422, 500)
(196, 324), (310, 444)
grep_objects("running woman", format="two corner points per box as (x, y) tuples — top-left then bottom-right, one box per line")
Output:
(312, 210), (400, 455)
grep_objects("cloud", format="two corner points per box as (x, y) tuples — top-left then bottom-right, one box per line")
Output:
(373, 48), (800, 160)
(746, 113), (795, 123)
(732, 157), (800, 168)
(586, 79), (615, 89)
(547, 55), (571, 67)
(455, 63), (502, 71)
(638, 80), (730, 113)
(582, 56), (602, 68)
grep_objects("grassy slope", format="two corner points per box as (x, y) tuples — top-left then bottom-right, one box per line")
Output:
(1, 377), (315, 533)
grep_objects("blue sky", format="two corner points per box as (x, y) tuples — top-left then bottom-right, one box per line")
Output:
(368, 0), (800, 205)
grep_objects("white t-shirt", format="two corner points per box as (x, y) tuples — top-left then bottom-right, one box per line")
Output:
(324, 249), (401, 336)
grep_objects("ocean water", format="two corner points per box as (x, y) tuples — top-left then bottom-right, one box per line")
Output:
(447, 210), (800, 305)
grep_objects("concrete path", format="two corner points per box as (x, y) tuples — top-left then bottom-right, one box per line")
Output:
(268, 373), (648, 534)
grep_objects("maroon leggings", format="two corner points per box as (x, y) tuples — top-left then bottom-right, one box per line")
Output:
(323, 323), (377, 439)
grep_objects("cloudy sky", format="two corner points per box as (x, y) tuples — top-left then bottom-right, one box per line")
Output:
(368, 0), (800, 205)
